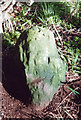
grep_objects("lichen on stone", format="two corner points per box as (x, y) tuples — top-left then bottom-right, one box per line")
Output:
(19, 26), (66, 107)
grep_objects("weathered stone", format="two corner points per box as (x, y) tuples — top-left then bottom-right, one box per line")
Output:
(19, 26), (66, 108)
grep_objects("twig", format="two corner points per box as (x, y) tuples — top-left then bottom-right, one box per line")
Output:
(51, 21), (63, 47)
(70, 31), (81, 38)
(55, 87), (79, 111)
(65, 3), (78, 22)
(73, 102), (81, 107)
(63, 108), (74, 119)
(22, 21), (29, 26)
(61, 78), (81, 84)
(28, 77), (46, 85)
(2, 1), (12, 12)
(34, 6), (37, 16)
(57, 109), (63, 118)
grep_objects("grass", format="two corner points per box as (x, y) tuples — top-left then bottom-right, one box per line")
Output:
(3, 2), (81, 74)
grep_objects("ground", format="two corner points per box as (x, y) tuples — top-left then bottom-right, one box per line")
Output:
(0, 71), (81, 119)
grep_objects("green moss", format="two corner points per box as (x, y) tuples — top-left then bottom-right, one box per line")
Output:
(19, 26), (66, 107)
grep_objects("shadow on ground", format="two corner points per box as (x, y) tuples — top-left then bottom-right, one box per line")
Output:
(2, 46), (32, 106)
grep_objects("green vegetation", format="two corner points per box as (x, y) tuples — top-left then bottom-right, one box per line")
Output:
(3, 2), (81, 76)
(3, 2), (81, 74)
(67, 86), (80, 96)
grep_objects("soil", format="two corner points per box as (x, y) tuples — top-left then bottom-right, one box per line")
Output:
(0, 71), (81, 119)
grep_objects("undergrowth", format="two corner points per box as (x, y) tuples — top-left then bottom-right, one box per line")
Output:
(3, 2), (81, 75)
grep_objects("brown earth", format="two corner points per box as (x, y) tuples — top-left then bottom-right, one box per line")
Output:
(0, 71), (81, 119)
